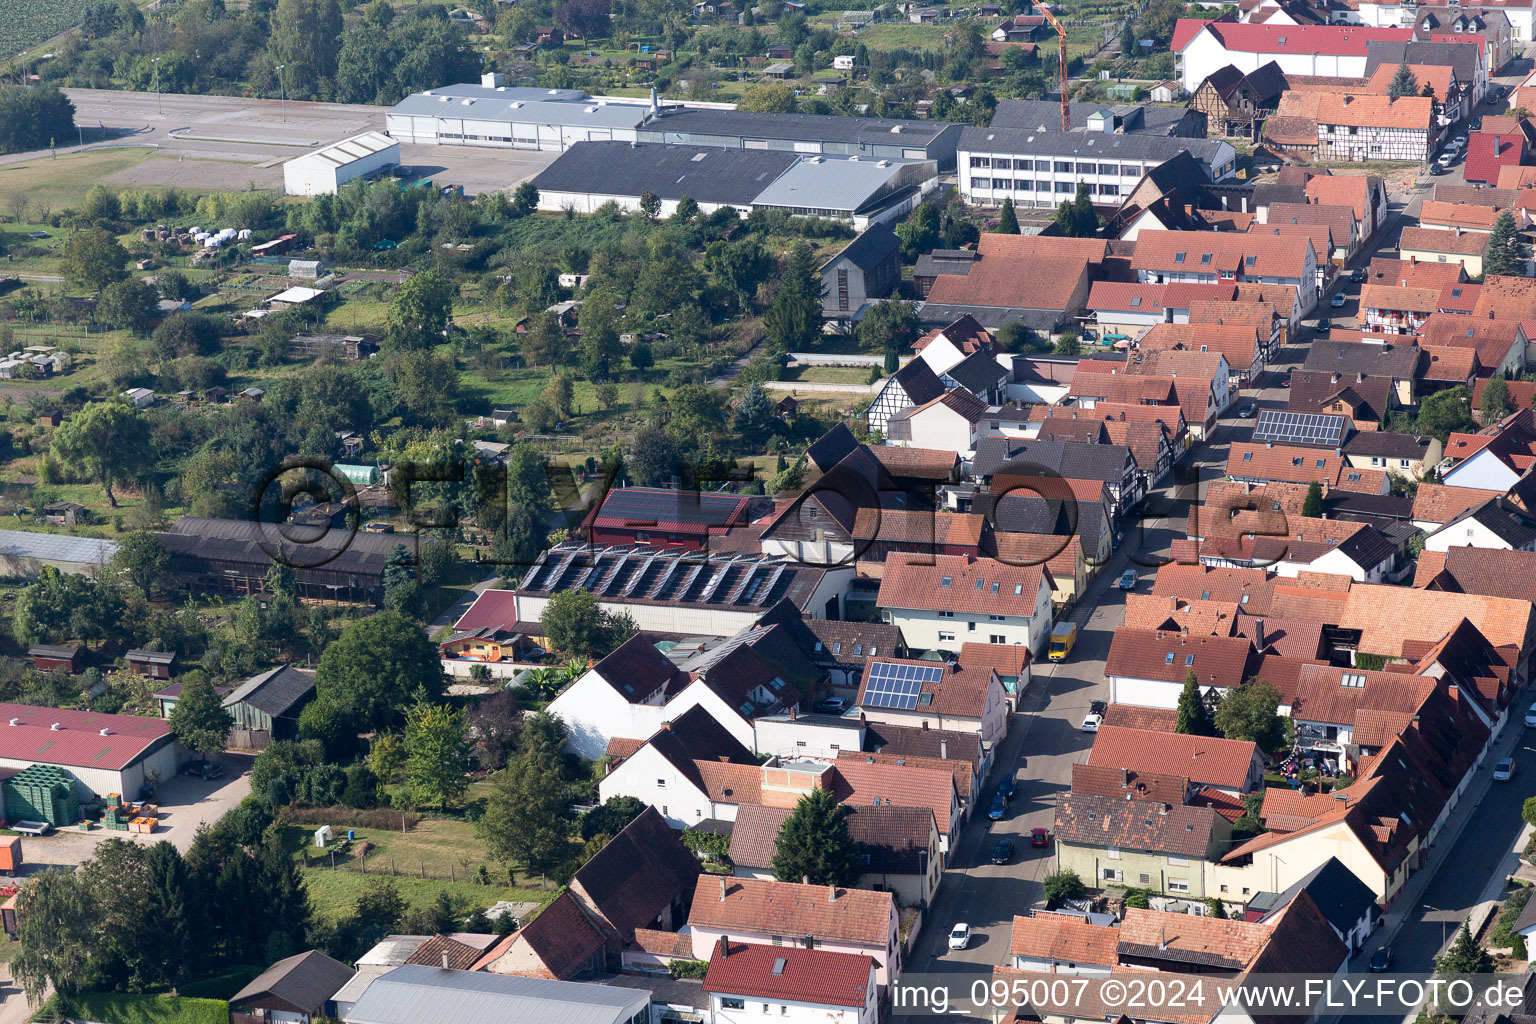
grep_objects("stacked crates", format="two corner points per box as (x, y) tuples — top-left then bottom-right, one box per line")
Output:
(102, 793), (129, 831)
(2, 765), (78, 827)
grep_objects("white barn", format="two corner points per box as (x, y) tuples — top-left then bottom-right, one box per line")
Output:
(385, 85), (646, 151)
(282, 132), (400, 197)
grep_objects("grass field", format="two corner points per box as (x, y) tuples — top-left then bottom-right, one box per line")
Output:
(0, 149), (165, 209)
(281, 820), (556, 922)
(850, 22), (951, 50)
(781, 364), (874, 384)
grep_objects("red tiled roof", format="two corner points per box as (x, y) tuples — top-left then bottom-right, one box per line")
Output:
(1400, 227), (1488, 255)
(1130, 230), (1313, 279)
(1289, 663), (1436, 727)
(1181, 20), (1411, 55)
(703, 940), (874, 1008)
(1086, 724), (1261, 791)
(925, 234), (1108, 312)
(1138, 322), (1259, 370)
(1472, 275), (1536, 320)
(852, 656), (997, 726)
(1118, 908), (1273, 968)
(1100, 704), (1180, 732)
(1419, 345), (1480, 382)
(687, 876), (895, 947)
(1464, 132), (1528, 185)
(1420, 201), (1501, 231)
(1363, 63), (1455, 104)
(876, 552), (1046, 617)
(1070, 762), (1189, 804)
(1010, 913), (1119, 965)
(453, 588), (520, 631)
(1472, 377), (1536, 417)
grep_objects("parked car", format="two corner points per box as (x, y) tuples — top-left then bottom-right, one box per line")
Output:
(949, 923), (972, 950)
(1118, 570), (1137, 590)
(991, 838), (1015, 864)
(1090, 699), (1108, 715)
(1429, 164), (1447, 176)
(1494, 757), (1517, 782)
(1238, 401), (1256, 418)
(997, 777), (1017, 802)
(1470, 117), (1483, 131)
(1031, 826), (1051, 848)
(1317, 318), (1331, 332)
(1350, 268), (1365, 283)
(1081, 713), (1103, 733)
(1438, 152), (1455, 168)
(988, 794), (1008, 821)
(1281, 373), (1292, 388)
(1369, 946), (1394, 972)
(1331, 292), (1346, 308)
(182, 760), (223, 780)
(1524, 701), (1536, 728)
(813, 697), (848, 715)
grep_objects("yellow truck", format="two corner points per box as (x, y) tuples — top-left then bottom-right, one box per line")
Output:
(1048, 622), (1077, 661)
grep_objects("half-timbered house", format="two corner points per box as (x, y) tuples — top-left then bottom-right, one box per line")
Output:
(1190, 62), (1287, 139)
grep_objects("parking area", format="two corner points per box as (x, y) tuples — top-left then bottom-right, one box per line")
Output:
(28, 89), (558, 196)
(12, 752), (252, 870)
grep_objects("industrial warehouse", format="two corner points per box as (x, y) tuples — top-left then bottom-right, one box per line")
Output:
(530, 141), (940, 228)
(0, 704), (182, 816)
(282, 131), (401, 197)
(382, 79), (961, 168)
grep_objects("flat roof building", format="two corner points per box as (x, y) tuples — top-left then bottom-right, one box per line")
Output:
(341, 965), (651, 1024)
(532, 142), (938, 229)
(635, 107), (963, 170)
(386, 84), (648, 151)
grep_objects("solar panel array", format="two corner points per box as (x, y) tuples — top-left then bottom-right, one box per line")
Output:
(863, 661), (943, 710)
(1252, 410), (1347, 449)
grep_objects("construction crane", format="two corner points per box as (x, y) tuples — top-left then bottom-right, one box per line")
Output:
(1036, 3), (1070, 132)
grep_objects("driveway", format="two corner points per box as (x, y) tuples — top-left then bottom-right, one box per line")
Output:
(11, 752), (252, 871)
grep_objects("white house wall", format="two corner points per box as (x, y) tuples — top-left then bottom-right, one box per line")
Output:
(1443, 450), (1522, 491)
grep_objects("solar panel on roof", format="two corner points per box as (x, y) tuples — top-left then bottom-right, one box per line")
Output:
(863, 660), (941, 709)
(1252, 410), (1347, 448)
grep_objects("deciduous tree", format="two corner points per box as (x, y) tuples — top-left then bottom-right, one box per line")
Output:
(1213, 678), (1285, 750)
(387, 270), (455, 351)
(1481, 375), (1513, 423)
(313, 610), (444, 731)
(49, 400), (155, 507)
(404, 698), (472, 810)
(168, 671), (234, 760)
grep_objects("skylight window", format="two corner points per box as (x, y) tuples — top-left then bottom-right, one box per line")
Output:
(1185, 654), (1195, 666)
(1341, 672), (1366, 688)
(940, 576), (952, 588)
(1243, 452), (1253, 461)
(1164, 652), (1175, 664)
(975, 578), (985, 590)
(1174, 252), (1187, 264)
(1200, 253), (1212, 265)
(991, 582), (1000, 594)
(1245, 255), (1256, 267)
(1201, 590), (1211, 600)
(1014, 584), (1024, 595)
(1131, 296), (1143, 307)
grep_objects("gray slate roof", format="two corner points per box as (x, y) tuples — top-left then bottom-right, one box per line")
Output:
(822, 222), (900, 274)
(1364, 40), (1481, 89)
(991, 100), (1195, 136)
(231, 949), (355, 1014)
(344, 964), (651, 1024)
(943, 349), (1008, 394)
(531, 142), (799, 206)
(222, 665), (316, 718)
(1258, 857), (1378, 936)
(971, 436), (1137, 483)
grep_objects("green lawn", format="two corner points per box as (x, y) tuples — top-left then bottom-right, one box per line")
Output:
(780, 364), (874, 384)
(851, 22), (950, 50)
(36, 993), (228, 1024)
(0, 149), (164, 209)
(281, 820), (556, 922)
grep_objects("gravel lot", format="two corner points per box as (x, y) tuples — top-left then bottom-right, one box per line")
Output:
(55, 88), (558, 195)
(15, 752), (253, 870)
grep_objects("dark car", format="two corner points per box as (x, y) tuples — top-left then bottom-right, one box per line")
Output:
(991, 838), (1015, 864)
(813, 697), (848, 715)
(1317, 318), (1331, 332)
(1470, 117), (1483, 131)
(1089, 699), (1108, 715)
(1350, 268), (1365, 283)
(1238, 401), (1256, 418)
(182, 760), (224, 780)
(997, 777), (1017, 802)
(988, 794), (1008, 821)
(1369, 946), (1393, 973)
(1429, 164), (1447, 176)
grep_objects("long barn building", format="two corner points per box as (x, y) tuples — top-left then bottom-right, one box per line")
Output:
(156, 517), (405, 604)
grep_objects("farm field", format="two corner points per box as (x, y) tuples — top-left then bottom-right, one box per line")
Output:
(0, 0), (89, 58)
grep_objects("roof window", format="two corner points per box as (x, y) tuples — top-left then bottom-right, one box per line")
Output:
(1164, 652), (1175, 664)
(1014, 584), (1024, 595)
(1175, 252), (1187, 263)
(975, 578), (985, 590)
(1131, 296), (1143, 308)
(940, 576), (952, 588)
(1201, 253), (1213, 265)
(1185, 654), (1195, 666)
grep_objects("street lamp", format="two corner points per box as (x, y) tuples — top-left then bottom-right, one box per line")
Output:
(275, 65), (287, 122)
(151, 56), (162, 116)
(1424, 904), (1448, 950)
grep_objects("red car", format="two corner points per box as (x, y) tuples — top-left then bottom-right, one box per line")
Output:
(1030, 827), (1050, 848)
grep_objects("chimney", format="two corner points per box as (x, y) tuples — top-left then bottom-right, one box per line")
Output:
(922, 720), (929, 731)
(442, 951), (451, 969)
(49, 723), (60, 731)
(1160, 802), (1170, 815)
(1254, 618), (1265, 650)
(720, 935), (730, 958)
(99, 728), (109, 736)
(940, 740), (948, 760)
(789, 706), (796, 720)
(828, 884), (837, 903)
(1159, 926), (1168, 951)
(720, 877), (727, 901)
(803, 875), (811, 885)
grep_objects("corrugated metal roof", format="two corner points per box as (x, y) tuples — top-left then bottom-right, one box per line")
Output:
(0, 529), (119, 566)
(344, 965), (650, 1024)
(389, 89), (646, 130)
(752, 156), (930, 212)
(290, 131), (398, 169)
